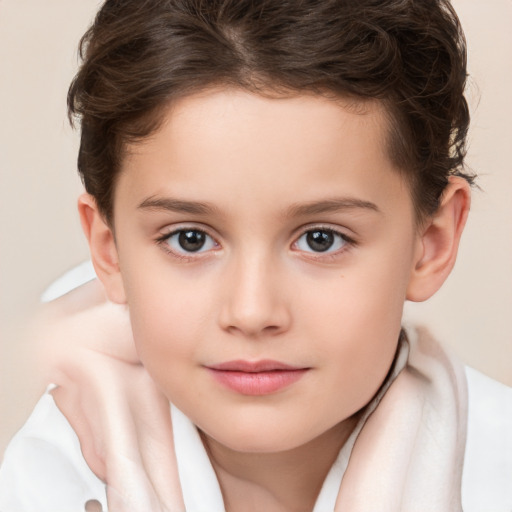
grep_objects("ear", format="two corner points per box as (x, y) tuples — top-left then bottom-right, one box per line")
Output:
(78, 193), (127, 304)
(406, 176), (471, 302)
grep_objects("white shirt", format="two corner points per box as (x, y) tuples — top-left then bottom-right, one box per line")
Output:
(0, 366), (510, 512)
(0, 264), (510, 511)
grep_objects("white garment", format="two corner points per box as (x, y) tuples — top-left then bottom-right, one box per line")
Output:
(462, 367), (512, 511)
(1, 364), (510, 511)
(0, 264), (510, 511)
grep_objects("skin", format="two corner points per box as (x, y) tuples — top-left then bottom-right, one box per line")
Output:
(80, 88), (470, 512)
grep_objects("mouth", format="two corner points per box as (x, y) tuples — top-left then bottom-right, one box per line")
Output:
(205, 360), (310, 395)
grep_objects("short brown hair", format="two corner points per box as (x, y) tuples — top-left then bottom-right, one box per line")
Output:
(68, 0), (473, 223)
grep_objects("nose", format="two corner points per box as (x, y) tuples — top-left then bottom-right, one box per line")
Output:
(218, 253), (291, 338)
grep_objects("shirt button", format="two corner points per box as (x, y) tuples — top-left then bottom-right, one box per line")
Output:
(84, 499), (103, 512)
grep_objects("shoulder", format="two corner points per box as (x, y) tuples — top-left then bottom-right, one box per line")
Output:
(0, 391), (107, 512)
(462, 367), (512, 511)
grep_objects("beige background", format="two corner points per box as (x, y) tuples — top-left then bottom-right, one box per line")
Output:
(1, 1), (511, 457)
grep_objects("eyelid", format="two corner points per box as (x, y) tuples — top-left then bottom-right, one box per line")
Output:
(157, 222), (219, 240)
(294, 223), (356, 242)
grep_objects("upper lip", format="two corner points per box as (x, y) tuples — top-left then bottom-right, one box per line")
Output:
(207, 360), (306, 373)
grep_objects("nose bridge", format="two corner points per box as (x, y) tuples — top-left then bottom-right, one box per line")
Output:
(219, 246), (290, 337)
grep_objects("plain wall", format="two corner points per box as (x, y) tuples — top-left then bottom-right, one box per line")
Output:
(1, 0), (511, 457)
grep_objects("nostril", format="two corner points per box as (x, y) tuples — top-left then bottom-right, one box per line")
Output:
(225, 322), (284, 337)
(263, 324), (281, 333)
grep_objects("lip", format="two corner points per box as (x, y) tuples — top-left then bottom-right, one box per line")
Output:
(206, 360), (310, 395)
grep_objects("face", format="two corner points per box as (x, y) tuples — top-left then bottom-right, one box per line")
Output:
(110, 89), (422, 453)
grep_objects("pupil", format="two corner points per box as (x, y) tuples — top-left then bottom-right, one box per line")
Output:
(179, 230), (206, 252)
(306, 230), (334, 252)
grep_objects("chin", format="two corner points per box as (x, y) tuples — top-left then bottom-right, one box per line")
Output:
(210, 433), (306, 454)
(200, 417), (323, 454)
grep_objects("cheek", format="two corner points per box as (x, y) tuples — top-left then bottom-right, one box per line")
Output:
(321, 298), (400, 410)
(303, 255), (409, 408)
(126, 277), (212, 391)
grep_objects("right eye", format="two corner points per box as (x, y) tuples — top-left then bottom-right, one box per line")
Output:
(162, 229), (217, 254)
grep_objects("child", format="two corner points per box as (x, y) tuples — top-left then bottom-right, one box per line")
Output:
(0, 0), (510, 511)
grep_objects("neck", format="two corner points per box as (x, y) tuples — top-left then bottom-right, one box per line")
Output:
(201, 413), (361, 512)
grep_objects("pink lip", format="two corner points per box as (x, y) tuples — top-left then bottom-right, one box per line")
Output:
(206, 360), (309, 395)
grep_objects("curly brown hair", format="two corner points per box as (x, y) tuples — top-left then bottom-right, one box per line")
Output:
(68, 0), (473, 224)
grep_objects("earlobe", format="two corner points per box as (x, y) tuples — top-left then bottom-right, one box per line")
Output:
(406, 177), (471, 302)
(78, 193), (127, 304)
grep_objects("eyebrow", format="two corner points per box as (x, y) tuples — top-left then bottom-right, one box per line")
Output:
(285, 198), (381, 217)
(138, 196), (218, 215)
(138, 195), (381, 218)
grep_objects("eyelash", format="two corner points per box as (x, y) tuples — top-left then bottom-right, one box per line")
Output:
(155, 225), (356, 261)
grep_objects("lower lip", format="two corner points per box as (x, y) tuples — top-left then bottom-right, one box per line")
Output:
(207, 368), (309, 395)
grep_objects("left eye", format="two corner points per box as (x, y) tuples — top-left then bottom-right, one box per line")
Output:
(295, 229), (348, 253)
(164, 229), (217, 253)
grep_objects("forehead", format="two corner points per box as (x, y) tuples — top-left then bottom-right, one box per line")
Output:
(116, 89), (412, 222)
